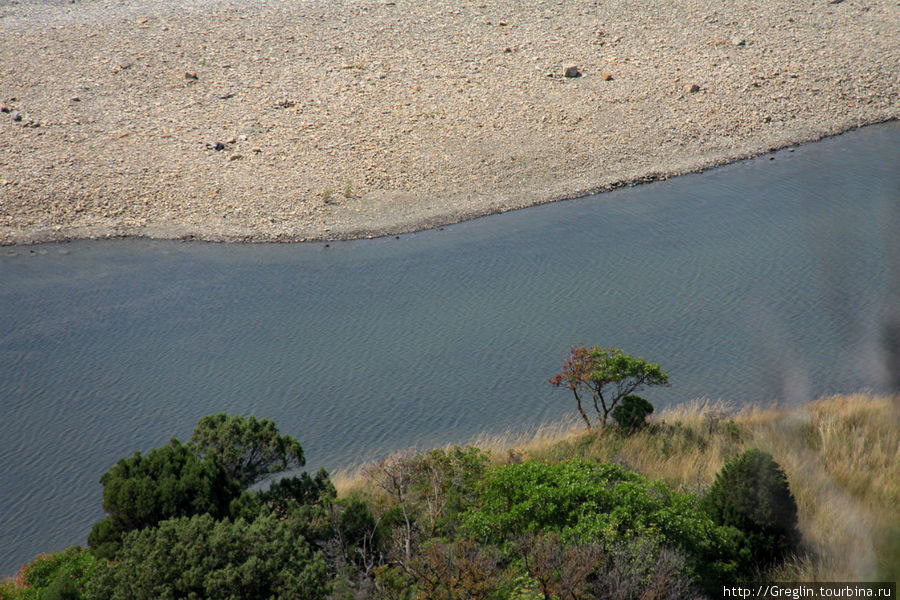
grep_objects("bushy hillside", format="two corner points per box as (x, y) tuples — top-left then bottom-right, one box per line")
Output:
(3, 393), (896, 599)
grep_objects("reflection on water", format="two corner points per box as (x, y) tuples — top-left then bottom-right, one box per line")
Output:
(1, 121), (897, 574)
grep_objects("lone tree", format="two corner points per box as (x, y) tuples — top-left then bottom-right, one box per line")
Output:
(549, 345), (668, 429)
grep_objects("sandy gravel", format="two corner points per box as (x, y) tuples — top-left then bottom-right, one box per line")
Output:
(0, 0), (897, 245)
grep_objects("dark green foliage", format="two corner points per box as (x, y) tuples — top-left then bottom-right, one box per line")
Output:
(189, 413), (305, 488)
(260, 467), (335, 513)
(336, 496), (382, 569)
(701, 449), (801, 569)
(88, 439), (239, 558)
(611, 394), (654, 432)
(86, 513), (328, 600)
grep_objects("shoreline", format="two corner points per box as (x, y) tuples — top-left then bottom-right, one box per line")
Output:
(2, 118), (897, 247)
(2, 0), (898, 246)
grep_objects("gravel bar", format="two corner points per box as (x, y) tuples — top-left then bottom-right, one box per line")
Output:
(1, 0), (897, 245)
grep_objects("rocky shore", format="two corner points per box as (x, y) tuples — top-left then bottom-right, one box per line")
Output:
(1, 0), (897, 245)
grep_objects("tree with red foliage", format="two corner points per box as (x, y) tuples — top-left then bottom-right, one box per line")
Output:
(549, 345), (668, 429)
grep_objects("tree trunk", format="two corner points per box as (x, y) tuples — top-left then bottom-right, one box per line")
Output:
(572, 389), (592, 430)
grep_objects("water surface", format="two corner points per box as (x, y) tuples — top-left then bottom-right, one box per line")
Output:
(1, 122), (897, 574)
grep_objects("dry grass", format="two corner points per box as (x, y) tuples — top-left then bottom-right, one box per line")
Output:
(330, 392), (898, 580)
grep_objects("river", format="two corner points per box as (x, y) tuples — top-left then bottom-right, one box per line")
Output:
(1, 121), (897, 575)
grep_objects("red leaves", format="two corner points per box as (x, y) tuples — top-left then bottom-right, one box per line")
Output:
(548, 343), (596, 388)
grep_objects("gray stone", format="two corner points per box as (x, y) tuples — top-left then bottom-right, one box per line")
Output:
(564, 65), (581, 78)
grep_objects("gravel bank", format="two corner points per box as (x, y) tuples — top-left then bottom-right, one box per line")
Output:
(1, 0), (897, 245)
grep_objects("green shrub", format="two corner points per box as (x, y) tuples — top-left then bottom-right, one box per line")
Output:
(336, 496), (382, 568)
(700, 449), (801, 569)
(88, 439), (239, 558)
(86, 513), (328, 600)
(0, 547), (98, 600)
(462, 459), (742, 580)
(611, 395), (654, 432)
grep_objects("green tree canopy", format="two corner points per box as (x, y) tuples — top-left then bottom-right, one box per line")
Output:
(88, 439), (239, 558)
(86, 513), (328, 600)
(189, 413), (305, 488)
(550, 345), (669, 428)
(701, 449), (801, 569)
(461, 459), (742, 580)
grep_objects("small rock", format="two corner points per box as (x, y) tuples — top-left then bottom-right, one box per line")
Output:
(601, 70), (613, 81)
(0, 104), (8, 113)
(685, 84), (701, 93)
(504, 47), (513, 53)
(731, 37), (746, 47)
(219, 92), (234, 100)
(70, 96), (80, 102)
(214, 142), (225, 151)
(226, 136), (236, 144)
(185, 71), (198, 80)
(229, 154), (243, 161)
(10, 110), (21, 121)
(564, 65), (581, 78)
(251, 147), (262, 153)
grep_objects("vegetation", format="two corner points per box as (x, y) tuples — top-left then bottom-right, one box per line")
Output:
(189, 412), (306, 488)
(87, 514), (328, 600)
(3, 392), (897, 599)
(701, 449), (800, 570)
(87, 438), (240, 559)
(611, 394), (655, 432)
(549, 346), (668, 429)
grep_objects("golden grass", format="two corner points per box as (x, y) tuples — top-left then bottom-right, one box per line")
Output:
(331, 392), (898, 580)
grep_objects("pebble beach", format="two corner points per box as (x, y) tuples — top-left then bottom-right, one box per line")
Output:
(1, 0), (897, 245)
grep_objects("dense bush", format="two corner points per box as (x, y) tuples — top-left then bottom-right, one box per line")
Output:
(9, 410), (820, 599)
(611, 394), (654, 432)
(700, 449), (801, 569)
(189, 413), (305, 488)
(462, 459), (743, 581)
(88, 415), (313, 559)
(85, 513), (328, 600)
(0, 548), (98, 600)
(87, 439), (240, 558)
